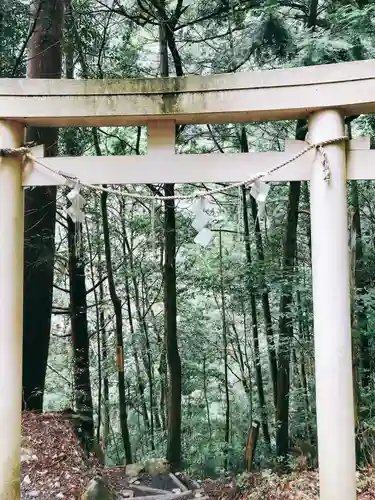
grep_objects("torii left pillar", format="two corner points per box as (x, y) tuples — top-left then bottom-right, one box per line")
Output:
(0, 120), (24, 498)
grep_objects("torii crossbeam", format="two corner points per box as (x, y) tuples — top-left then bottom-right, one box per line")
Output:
(2, 59), (375, 500)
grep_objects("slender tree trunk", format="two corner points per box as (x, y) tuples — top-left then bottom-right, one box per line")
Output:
(99, 258), (110, 452)
(219, 231), (231, 470)
(123, 227), (158, 445)
(158, 1), (182, 469)
(302, 182), (312, 260)
(67, 11), (112, 453)
(140, 275), (163, 431)
(164, 183), (182, 469)
(86, 217), (102, 445)
(67, 217), (94, 448)
(64, 2), (94, 449)
(276, 179), (301, 458)
(292, 348), (301, 393)
(22, 0), (63, 411)
(203, 355), (212, 443)
(242, 188), (271, 448)
(125, 284), (151, 443)
(275, 120), (304, 459)
(142, 273), (165, 431)
(241, 304), (253, 419)
(230, 322), (252, 404)
(155, 238), (169, 432)
(308, 0), (319, 30)
(347, 126), (370, 463)
(120, 205), (153, 449)
(295, 289), (312, 440)
(350, 176), (370, 390)
(240, 127), (278, 410)
(348, 206), (361, 461)
(158, 332), (168, 432)
(101, 190), (132, 463)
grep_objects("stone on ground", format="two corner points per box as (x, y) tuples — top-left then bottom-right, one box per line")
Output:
(81, 477), (115, 500)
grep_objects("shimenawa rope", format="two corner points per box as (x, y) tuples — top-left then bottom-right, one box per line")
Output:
(0, 136), (348, 201)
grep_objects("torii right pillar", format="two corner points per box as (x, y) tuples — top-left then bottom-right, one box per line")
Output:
(309, 109), (356, 499)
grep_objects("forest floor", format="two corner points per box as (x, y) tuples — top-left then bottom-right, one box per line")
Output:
(20, 411), (375, 499)
(21, 411), (101, 499)
(203, 471), (375, 499)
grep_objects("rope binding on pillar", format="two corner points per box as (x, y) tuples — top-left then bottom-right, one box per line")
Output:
(0, 146), (32, 157)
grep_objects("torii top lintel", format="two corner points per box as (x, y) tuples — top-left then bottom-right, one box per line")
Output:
(1, 59), (375, 127)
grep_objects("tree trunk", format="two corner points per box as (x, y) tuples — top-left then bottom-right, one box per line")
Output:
(101, 189), (132, 463)
(125, 281), (151, 443)
(120, 204), (153, 449)
(275, 180), (301, 458)
(350, 178), (370, 390)
(240, 127), (278, 410)
(140, 273), (163, 432)
(301, 182), (312, 260)
(158, 329), (168, 433)
(22, 0), (63, 411)
(275, 120), (304, 459)
(98, 255), (110, 452)
(295, 289), (312, 440)
(242, 188), (271, 449)
(203, 355), (212, 443)
(219, 231), (231, 470)
(164, 182), (182, 470)
(142, 274), (166, 432)
(158, 0), (182, 469)
(123, 227), (158, 445)
(67, 217), (94, 449)
(308, 0), (319, 30)
(86, 217), (102, 446)
(230, 322), (252, 405)
(64, 1), (94, 449)
(348, 125), (370, 463)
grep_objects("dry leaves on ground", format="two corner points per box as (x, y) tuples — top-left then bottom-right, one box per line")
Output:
(21, 411), (100, 499)
(204, 470), (375, 500)
(20, 411), (375, 499)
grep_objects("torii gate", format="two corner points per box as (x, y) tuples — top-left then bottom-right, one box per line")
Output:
(1, 59), (375, 499)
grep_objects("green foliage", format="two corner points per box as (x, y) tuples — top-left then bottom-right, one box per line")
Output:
(0, 0), (28, 77)
(7, 0), (375, 476)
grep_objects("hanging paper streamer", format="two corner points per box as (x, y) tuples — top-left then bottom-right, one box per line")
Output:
(192, 209), (210, 232)
(250, 178), (270, 220)
(192, 196), (208, 215)
(67, 183), (86, 223)
(194, 227), (213, 247)
(66, 181), (86, 258)
(192, 197), (213, 247)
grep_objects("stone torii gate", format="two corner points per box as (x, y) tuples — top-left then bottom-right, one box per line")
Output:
(1, 59), (375, 499)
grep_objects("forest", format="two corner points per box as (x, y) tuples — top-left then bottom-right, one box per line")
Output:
(4, 0), (375, 489)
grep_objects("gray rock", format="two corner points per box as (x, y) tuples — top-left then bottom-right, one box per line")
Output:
(144, 458), (170, 475)
(124, 463), (145, 476)
(81, 477), (115, 500)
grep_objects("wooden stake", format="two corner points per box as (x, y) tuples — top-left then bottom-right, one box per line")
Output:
(0, 120), (24, 498)
(308, 109), (356, 499)
(245, 420), (260, 471)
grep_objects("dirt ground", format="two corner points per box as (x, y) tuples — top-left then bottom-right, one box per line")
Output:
(20, 411), (375, 499)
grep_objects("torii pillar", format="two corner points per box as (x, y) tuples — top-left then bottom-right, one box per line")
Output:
(309, 109), (356, 499)
(0, 120), (24, 498)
